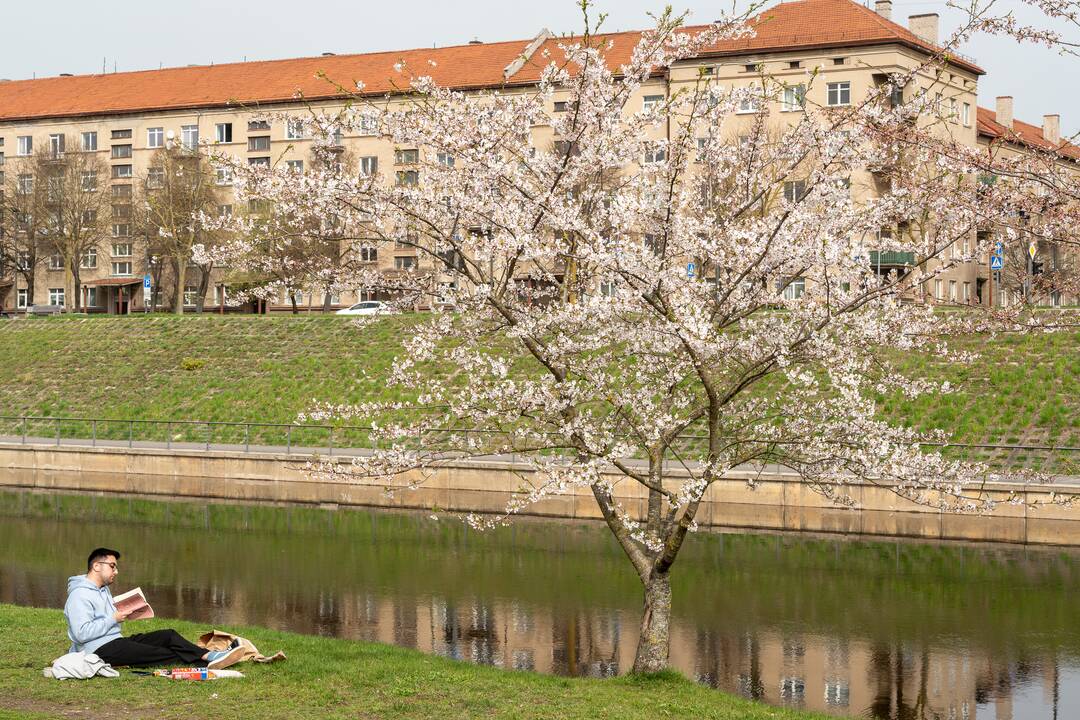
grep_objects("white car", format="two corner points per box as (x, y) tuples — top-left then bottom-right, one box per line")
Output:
(336, 301), (392, 316)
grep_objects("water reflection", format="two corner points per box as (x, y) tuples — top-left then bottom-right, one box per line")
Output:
(1, 496), (1079, 719)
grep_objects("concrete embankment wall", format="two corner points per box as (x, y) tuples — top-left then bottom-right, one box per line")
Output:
(2, 442), (1078, 545)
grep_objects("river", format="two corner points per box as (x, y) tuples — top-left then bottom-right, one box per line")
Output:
(1, 492), (1078, 719)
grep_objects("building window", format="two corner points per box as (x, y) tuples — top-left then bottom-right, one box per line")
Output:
(111, 144), (132, 159)
(827, 82), (851, 106)
(358, 156), (378, 177)
(16, 289), (28, 309)
(49, 287), (65, 306)
(961, 102), (971, 127)
(247, 120), (270, 132)
(80, 248), (97, 269)
(111, 129), (132, 140)
(81, 131), (98, 151)
(553, 101), (569, 113)
(779, 677), (805, 704)
(49, 254), (64, 271)
(781, 277), (806, 300)
(436, 152), (455, 168)
(147, 167), (165, 188)
(81, 209), (98, 226)
(783, 180), (807, 203)
(17, 136), (32, 156)
(737, 93), (759, 113)
(83, 287), (98, 308)
(111, 185), (132, 199)
(112, 204), (132, 220)
(112, 224), (131, 237)
(248, 157), (270, 167)
(824, 680), (849, 707)
(213, 285), (228, 306)
(359, 245), (378, 263)
(80, 171), (98, 192)
(111, 165), (133, 179)
(215, 123), (233, 143)
(643, 145), (667, 164)
(782, 84), (806, 112)
(248, 136), (271, 152)
(112, 243), (132, 257)
(394, 256), (416, 271)
(215, 167), (233, 185)
(217, 204), (233, 217)
(962, 281), (971, 302)
(145, 127), (164, 148)
(395, 148), (419, 165)
(286, 119), (306, 140)
(948, 279), (957, 301)
(642, 94), (664, 112)
(49, 133), (66, 158)
(112, 261), (133, 276)
(286, 159), (303, 173)
(358, 114), (378, 136)
(181, 125), (199, 150)
(16, 251), (31, 270)
(396, 170), (419, 186)
(17, 174), (33, 195)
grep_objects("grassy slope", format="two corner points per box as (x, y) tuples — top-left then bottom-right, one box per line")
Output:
(0, 314), (1076, 470)
(0, 604), (832, 720)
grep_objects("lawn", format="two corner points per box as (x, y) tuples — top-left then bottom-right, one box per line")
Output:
(0, 603), (834, 720)
(0, 314), (1076, 472)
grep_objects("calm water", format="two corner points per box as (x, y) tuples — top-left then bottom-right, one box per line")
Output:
(2, 493), (1080, 719)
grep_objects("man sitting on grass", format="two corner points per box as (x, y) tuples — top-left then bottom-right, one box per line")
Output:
(64, 547), (242, 669)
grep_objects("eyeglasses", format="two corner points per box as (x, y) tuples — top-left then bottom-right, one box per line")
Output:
(95, 561), (117, 570)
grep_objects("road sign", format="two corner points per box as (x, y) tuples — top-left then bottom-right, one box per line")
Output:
(1028, 242), (1037, 260)
(687, 262), (695, 279)
(143, 274), (152, 290)
(990, 255), (1003, 270)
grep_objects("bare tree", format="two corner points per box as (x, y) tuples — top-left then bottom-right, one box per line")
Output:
(0, 155), (51, 307)
(136, 145), (225, 314)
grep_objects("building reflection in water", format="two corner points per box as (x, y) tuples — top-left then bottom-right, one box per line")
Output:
(2, 508), (1079, 719)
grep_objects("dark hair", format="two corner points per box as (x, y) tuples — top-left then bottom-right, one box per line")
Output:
(87, 547), (121, 572)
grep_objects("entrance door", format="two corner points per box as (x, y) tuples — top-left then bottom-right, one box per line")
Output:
(115, 287), (129, 315)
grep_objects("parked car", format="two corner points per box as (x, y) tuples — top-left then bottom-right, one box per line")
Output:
(335, 301), (393, 316)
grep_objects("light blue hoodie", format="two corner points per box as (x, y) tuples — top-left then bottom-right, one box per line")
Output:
(64, 575), (122, 654)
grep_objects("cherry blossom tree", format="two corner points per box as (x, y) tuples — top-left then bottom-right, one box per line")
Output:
(203, 1), (1080, 672)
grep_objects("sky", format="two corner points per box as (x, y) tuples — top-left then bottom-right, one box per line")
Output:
(3, 0), (1075, 136)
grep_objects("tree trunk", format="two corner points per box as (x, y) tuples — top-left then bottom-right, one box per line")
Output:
(632, 572), (672, 673)
(195, 265), (212, 314)
(289, 293), (299, 315)
(323, 291), (332, 313)
(174, 260), (186, 315)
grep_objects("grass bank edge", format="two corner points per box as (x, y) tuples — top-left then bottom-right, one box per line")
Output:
(0, 603), (836, 720)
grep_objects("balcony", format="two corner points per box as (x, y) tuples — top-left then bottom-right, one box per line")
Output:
(869, 251), (915, 266)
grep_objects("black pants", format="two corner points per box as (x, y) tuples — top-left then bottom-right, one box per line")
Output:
(95, 629), (206, 668)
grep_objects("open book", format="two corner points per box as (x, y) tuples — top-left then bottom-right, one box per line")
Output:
(113, 587), (155, 620)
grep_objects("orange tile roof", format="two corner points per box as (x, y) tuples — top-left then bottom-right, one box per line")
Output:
(0, 0), (981, 124)
(977, 107), (1080, 161)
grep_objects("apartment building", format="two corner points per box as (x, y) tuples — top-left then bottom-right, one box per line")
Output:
(0, 0), (1070, 313)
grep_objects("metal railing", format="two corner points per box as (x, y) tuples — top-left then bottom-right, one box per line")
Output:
(0, 415), (1076, 474)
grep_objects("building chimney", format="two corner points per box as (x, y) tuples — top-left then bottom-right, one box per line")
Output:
(468, 39), (483, 45)
(908, 13), (939, 45)
(1043, 114), (1061, 144)
(996, 96), (1013, 130)
(875, 1), (892, 21)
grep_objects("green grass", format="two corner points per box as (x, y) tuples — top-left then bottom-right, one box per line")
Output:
(0, 314), (1076, 472)
(0, 604), (833, 720)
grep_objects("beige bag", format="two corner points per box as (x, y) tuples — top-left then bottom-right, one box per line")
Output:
(196, 629), (287, 669)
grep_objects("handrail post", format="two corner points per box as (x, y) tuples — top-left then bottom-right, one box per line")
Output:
(56, 417), (61, 446)
(206, 422), (211, 451)
(128, 421), (133, 448)
(22, 417), (27, 444)
(328, 426), (334, 457)
(244, 423), (250, 453)
(92, 419), (97, 447)
(166, 422), (171, 450)
(286, 425), (292, 455)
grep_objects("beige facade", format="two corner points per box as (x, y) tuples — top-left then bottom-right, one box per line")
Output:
(0, 4), (1068, 314)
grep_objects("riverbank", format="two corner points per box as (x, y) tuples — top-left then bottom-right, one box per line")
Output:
(0, 604), (833, 720)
